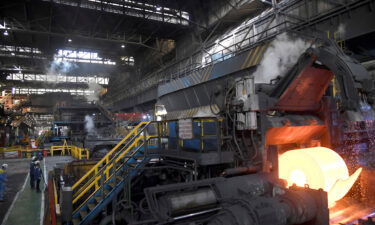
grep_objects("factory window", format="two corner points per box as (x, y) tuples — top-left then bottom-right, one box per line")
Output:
(0, 45), (42, 54)
(0, 45), (45, 59)
(120, 56), (135, 66)
(13, 88), (95, 96)
(6, 73), (109, 85)
(55, 49), (116, 65)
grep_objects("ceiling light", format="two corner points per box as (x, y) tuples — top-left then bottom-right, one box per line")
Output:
(68, 38), (72, 42)
(121, 44), (125, 48)
(3, 30), (9, 36)
(156, 6), (162, 11)
(11, 52), (15, 56)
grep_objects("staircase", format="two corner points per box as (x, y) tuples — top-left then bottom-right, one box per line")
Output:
(71, 122), (153, 225)
(96, 103), (116, 123)
(36, 130), (51, 146)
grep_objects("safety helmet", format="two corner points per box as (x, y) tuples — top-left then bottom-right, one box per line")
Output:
(1, 164), (8, 169)
(34, 161), (40, 165)
(32, 156), (37, 161)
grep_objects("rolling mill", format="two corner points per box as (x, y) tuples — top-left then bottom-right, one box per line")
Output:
(1, 1), (375, 225)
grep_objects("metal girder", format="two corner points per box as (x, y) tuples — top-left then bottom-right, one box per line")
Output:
(105, 0), (375, 110)
(2, 17), (163, 52)
(38, 0), (190, 26)
(279, 11), (307, 22)
(325, 0), (345, 6)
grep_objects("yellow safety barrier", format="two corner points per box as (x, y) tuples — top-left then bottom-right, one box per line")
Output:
(70, 146), (90, 160)
(0, 146), (48, 158)
(0, 146), (23, 152)
(50, 140), (90, 160)
(1, 142), (89, 160)
(71, 122), (149, 205)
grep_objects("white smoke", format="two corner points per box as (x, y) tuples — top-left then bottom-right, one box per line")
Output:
(85, 82), (103, 102)
(42, 59), (78, 84)
(47, 60), (78, 77)
(336, 23), (346, 37)
(253, 33), (312, 83)
(84, 115), (96, 135)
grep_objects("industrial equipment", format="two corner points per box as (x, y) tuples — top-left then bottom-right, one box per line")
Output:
(53, 36), (375, 225)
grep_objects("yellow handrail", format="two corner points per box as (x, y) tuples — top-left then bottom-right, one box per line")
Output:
(72, 136), (146, 209)
(72, 136), (143, 199)
(73, 176), (101, 204)
(71, 123), (151, 207)
(71, 122), (149, 190)
(50, 142), (89, 160)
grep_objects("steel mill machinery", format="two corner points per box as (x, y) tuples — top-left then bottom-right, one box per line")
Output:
(52, 37), (375, 225)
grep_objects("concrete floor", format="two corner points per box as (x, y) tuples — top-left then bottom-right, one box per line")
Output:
(0, 156), (73, 225)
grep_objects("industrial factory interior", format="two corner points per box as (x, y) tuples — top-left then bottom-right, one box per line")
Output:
(0, 0), (375, 224)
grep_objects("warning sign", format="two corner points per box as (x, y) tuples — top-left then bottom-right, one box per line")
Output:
(179, 119), (193, 139)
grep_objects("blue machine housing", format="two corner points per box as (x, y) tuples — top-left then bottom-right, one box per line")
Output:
(167, 118), (221, 152)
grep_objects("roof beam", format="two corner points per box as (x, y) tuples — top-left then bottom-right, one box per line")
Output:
(2, 17), (163, 52)
(38, 0), (190, 26)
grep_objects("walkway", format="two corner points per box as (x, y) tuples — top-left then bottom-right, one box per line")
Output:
(1, 156), (73, 225)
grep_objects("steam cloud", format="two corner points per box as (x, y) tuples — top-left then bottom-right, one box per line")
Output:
(85, 82), (103, 102)
(43, 59), (78, 84)
(335, 23), (346, 37)
(49, 60), (78, 74)
(253, 33), (312, 83)
(84, 115), (97, 135)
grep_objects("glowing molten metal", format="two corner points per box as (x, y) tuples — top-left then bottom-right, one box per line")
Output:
(279, 147), (362, 206)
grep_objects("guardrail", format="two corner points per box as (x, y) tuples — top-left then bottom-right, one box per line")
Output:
(0, 143), (89, 160)
(50, 144), (90, 160)
(0, 146), (47, 158)
(71, 122), (149, 205)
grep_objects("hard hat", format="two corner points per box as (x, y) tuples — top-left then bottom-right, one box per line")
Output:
(34, 161), (40, 165)
(32, 156), (37, 161)
(1, 164), (8, 169)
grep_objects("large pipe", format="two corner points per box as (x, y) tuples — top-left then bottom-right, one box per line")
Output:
(146, 174), (272, 220)
(160, 188), (218, 215)
(208, 189), (322, 225)
(146, 174), (328, 225)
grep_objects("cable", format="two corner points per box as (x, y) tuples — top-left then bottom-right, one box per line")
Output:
(232, 114), (244, 160)
(250, 130), (258, 160)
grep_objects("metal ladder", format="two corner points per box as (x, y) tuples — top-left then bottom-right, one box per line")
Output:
(70, 122), (151, 225)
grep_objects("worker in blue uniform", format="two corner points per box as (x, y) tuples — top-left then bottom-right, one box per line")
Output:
(33, 161), (43, 192)
(30, 156), (36, 189)
(37, 151), (43, 161)
(0, 164), (8, 201)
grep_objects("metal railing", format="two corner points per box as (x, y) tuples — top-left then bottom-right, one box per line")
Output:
(0, 142), (89, 160)
(161, 20), (299, 84)
(50, 145), (90, 160)
(50, 140), (90, 160)
(71, 122), (150, 205)
(106, 20), (299, 104)
(0, 146), (46, 158)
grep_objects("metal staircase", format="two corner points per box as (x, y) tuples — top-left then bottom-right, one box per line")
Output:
(71, 122), (153, 225)
(36, 130), (51, 146)
(96, 103), (116, 123)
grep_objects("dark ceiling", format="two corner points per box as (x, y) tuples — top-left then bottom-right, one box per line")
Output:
(0, 0), (210, 76)
(0, 0), (269, 86)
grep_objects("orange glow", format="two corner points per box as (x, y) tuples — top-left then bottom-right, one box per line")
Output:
(330, 199), (374, 225)
(279, 147), (362, 207)
(289, 170), (307, 186)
